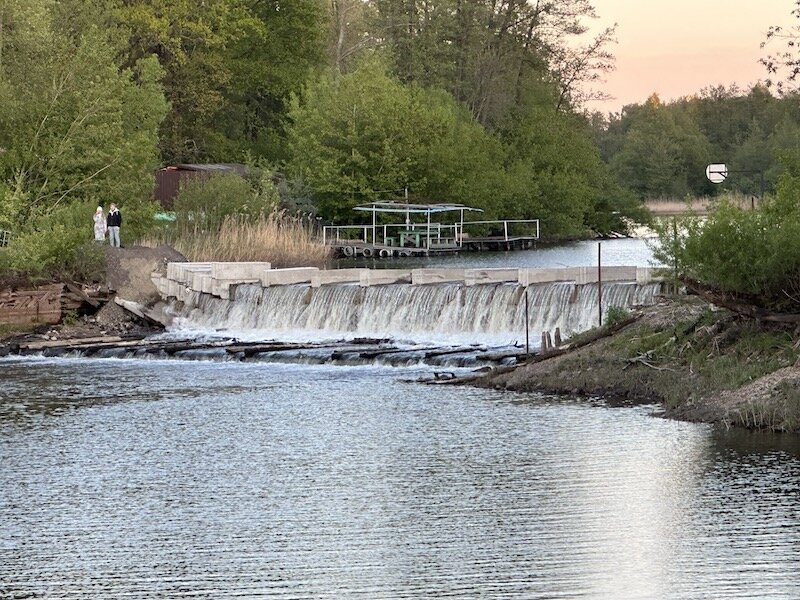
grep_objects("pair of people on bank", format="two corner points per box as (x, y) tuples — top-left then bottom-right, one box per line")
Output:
(93, 204), (122, 247)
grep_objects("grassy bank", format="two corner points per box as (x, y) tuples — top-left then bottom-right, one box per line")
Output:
(482, 296), (800, 433)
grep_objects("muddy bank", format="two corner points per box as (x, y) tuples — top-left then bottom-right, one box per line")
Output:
(476, 296), (800, 433)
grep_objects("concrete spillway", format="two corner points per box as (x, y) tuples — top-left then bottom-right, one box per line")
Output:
(166, 277), (662, 346)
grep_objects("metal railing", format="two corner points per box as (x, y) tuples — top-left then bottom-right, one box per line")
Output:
(0, 230), (11, 247)
(322, 219), (539, 248)
(461, 219), (540, 241)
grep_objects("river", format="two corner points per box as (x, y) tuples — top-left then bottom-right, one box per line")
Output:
(2, 239), (800, 598)
(337, 237), (660, 269)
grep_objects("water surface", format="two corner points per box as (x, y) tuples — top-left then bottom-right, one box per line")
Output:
(2, 357), (799, 599)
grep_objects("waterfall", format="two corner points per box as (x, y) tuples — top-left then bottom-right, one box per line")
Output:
(171, 281), (662, 346)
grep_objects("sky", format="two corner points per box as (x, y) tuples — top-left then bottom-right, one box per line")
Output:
(586, 0), (796, 112)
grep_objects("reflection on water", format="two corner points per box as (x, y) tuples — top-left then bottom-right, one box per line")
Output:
(2, 357), (799, 599)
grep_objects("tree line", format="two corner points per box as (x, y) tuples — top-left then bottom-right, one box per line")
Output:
(595, 85), (800, 200)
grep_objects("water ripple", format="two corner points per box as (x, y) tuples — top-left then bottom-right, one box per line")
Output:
(2, 358), (800, 598)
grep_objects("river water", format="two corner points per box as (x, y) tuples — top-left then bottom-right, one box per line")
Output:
(3, 239), (800, 598)
(338, 238), (660, 269)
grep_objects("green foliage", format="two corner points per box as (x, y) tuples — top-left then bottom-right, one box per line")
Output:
(115, 0), (326, 162)
(609, 95), (714, 200)
(0, 0), (167, 229)
(598, 86), (800, 200)
(173, 173), (278, 234)
(604, 306), (630, 328)
(2, 200), (106, 281)
(656, 164), (800, 309)
(286, 60), (638, 237)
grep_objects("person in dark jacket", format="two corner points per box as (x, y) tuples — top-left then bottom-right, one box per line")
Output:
(107, 203), (122, 247)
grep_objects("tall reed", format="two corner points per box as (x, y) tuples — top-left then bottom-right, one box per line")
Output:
(142, 211), (331, 268)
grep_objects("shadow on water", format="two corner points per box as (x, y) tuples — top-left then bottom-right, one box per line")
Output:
(711, 426), (800, 458)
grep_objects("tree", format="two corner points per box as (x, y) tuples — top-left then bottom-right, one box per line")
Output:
(0, 0), (167, 278)
(286, 60), (514, 223)
(115, 0), (326, 163)
(609, 95), (713, 199)
(365, 0), (614, 126)
(0, 2), (167, 230)
(761, 0), (800, 95)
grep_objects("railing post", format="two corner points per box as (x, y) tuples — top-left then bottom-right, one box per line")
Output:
(504, 221), (509, 241)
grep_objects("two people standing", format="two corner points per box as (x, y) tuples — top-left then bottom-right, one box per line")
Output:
(93, 203), (122, 247)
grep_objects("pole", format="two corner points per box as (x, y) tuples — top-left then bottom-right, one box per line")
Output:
(597, 242), (602, 327)
(672, 217), (678, 294)
(525, 287), (530, 356)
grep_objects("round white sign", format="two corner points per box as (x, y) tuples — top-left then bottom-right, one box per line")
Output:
(706, 163), (727, 184)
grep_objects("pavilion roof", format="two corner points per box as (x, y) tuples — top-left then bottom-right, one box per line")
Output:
(353, 201), (483, 215)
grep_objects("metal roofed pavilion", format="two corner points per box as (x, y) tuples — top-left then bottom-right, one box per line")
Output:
(353, 201), (483, 215)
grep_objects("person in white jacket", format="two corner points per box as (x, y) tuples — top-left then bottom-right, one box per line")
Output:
(93, 206), (107, 242)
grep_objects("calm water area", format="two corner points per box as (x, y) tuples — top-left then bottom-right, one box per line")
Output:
(338, 237), (660, 270)
(3, 238), (800, 598)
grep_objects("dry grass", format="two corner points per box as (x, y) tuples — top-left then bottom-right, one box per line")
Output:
(140, 212), (332, 268)
(645, 193), (759, 216)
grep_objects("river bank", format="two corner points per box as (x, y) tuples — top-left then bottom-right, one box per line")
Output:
(475, 295), (800, 433)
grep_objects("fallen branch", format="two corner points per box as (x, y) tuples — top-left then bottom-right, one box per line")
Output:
(683, 277), (800, 324)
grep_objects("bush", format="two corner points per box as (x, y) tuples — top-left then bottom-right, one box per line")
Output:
(604, 305), (630, 328)
(655, 167), (800, 311)
(173, 173), (278, 235)
(2, 200), (106, 281)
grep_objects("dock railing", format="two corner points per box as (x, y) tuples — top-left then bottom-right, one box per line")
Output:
(322, 219), (539, 248)
(461, 219), (540, 241)
(323, 223), (459, 248)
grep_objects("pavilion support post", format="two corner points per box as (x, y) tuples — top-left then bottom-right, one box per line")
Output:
(426, 210), (431, 250)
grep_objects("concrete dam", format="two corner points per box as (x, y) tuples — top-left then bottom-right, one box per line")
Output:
(153, 263), (663, 347)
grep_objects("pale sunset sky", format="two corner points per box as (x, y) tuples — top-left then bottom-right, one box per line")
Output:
(587, 0), (796, 112)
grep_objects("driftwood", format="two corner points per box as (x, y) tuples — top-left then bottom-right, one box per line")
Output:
(429, 313), (643, 386)
(683, 277), (800, 324)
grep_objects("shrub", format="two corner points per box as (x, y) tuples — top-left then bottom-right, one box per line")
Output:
(655, 166), (800, 311)
(1, 200), (106, 281)
(173, 173), (278, 235)
(604, 305), (631, 328)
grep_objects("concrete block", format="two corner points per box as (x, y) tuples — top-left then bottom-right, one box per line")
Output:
(636, 267), (660, 283)
(169, 262), (211, 285)
(518, 268), (574, 286)
(165, 279), (186, 298)
(464, 268), (520, 286)
(211, 262), (271, 279)
(211, 278), (260, 299)
(411, 268), (466, 285)
(311, 269), (367, 288)
(601, 266), (638, 283)
(359, 269), (412, 286)
(260, 267), (318, 287)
